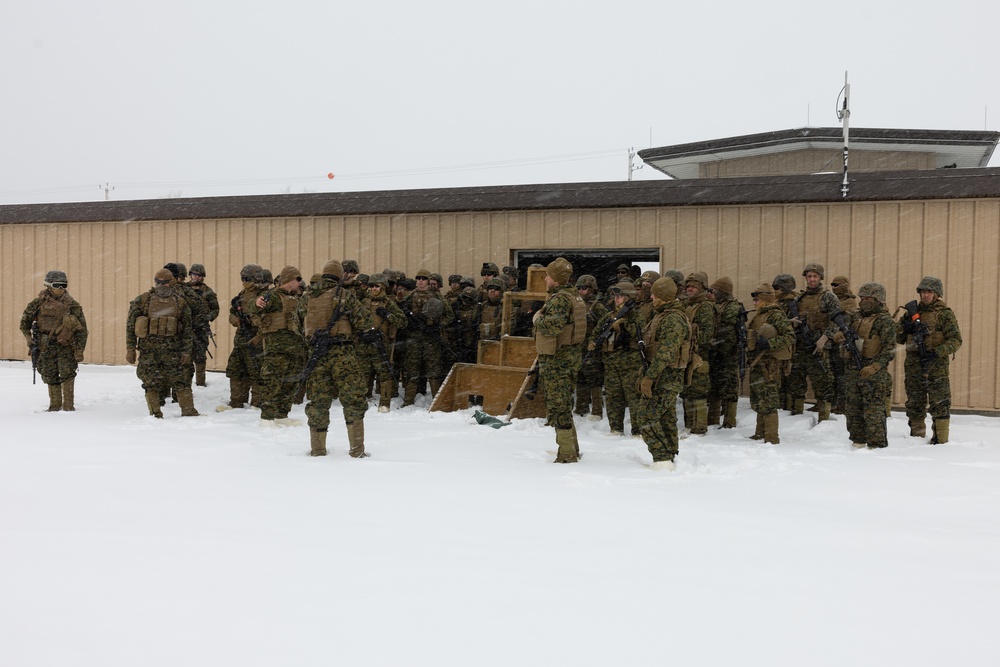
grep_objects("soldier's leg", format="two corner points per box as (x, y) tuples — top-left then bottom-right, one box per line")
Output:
(787, 350), (809, 413)
(639, 389), (679, 463)
(808, 354), (836, 421)
(903, 356), (928, 436)
(604, 360), (626, 434)
(863, 376), (890, 448)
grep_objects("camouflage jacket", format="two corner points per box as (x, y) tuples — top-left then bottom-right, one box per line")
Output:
(685, 293), (716, 358)
(642, 300), (689, 393)
(126, 286), (193, 354)
(189, 282), (220, 323)
(895, 297), (962, 358)
(711, 295), (744, 356)
(748, 302), (794, 361)
(20, 289), (89, 352)
(845, 305), (896, 371)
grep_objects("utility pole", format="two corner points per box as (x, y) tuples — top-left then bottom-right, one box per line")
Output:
(100, 183), (115, 200)
(837, 72), (850, 198)
(628, 148), (643, 181)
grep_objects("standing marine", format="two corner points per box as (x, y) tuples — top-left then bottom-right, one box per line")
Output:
(303, 260), (375, 457)
(745, 284), (795, 444)
(637, 277), (691, 470)
(680, 272), (716, 434)
(359, 272), (408, 413)
(788, 263), (841, 421)
(839, 282), (896, 449)
(187, 263), (220, 386)
(125, 268), (198, 418)
(534, 257), (587, 463)
(588, 279), (643, 436)
(573, 274), (608, 420)
(20, 270), (88, 411)
(707, 276), (744, 429)
(895, 276), (962, 444)
(220, 264), (266, 410)
(829, 275), (858, 414)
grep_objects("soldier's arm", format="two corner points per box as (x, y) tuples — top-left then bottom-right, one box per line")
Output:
(205, 290), (220, 322)
(768, 310), (795, 353)
(20, 299), (41, 338)
(347, 292), (374, 332)
(125, 298), (141, 350)
(179, 304), (195, 355)
(534, 294), (572, 337)
(871, 314), (897, 369)
(246, 288), (281, 316)
(72, 302), (89, 349)
(935, 308), (963, 357)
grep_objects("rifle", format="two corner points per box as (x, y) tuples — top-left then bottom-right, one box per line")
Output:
(903, 300), (935, 389)
(636, 323), (649, 374)
(522, 357), (541, 401)
(298, 290), (347, 396)
(736, 304), (749, 386)
(29, 321), (41, 385)
(360, 327), (395, 377)
(399, 302), (441, 337)
(831, 311), (864, 371)
(582, 299), (636, 365)
(231, 293), (262, 373)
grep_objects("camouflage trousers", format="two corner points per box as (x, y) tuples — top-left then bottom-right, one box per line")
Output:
(788, 347), (835, 403)
(225, 340), (262, 383)
(402, 333), (446, 384)
(258, 346), (307, 420)
(680, 358), (711, 401)
(845, 367), (892, 447)
(305, 345), (369, 431)
(575, 356), (604, 417)
(604, 350), (642, 434)
(903, 353), (952, 422)
(37, 340), (79, 385)
(136, 341), (190, 394)
(708, 351), (740, 404)
(749, 356), (782, 416)
(638, 373), (683, 462)
(358, 343), (396, 407)
(830, 351), (848, 410)
(539, 345), (582, 430)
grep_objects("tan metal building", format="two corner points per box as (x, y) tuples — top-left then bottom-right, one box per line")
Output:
(3, 135), (1000, 412)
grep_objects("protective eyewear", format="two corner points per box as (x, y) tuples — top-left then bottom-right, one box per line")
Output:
(48, 282), (68, 289)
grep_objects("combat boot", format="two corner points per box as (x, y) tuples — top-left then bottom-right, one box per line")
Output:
(682, 399), (694, 430)
(791, 398), (805, 415)
(225, 378), (251, 409)
(707, 399), (722, 427)
(909, 419), (926, 438)
(749, 413), (765, 440)
(930, 417), (950, 444)
(145, 390), (163, 418)
(817, 401), (831, 422)
(722, 401), (738, 429)
(176, 386), (200, 417)
(309, 428), (328, 457)
(589, 387), (603, 420)
(61, 377), (75, 411)
(46, 383), (63, 412)
(691, 399), (708, 435)
(763, 412), (780, 445)
(347, 420), (369, 458)
(554, 426), (579, 463)
(195, 362), (207, 387)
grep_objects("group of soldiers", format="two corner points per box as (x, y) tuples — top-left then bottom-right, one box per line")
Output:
(532, 259), (962, 469)
(21, 257), (962, 467)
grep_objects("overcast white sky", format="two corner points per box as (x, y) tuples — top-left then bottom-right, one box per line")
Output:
(3, 0), (998, 205)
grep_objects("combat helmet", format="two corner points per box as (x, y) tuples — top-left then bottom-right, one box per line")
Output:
(575, 274), (598, 290)
(917, 276), (943, 297)
(857, 282), (886, 305)
(43, 270), (68, 287)
(802, 262), (825, 278)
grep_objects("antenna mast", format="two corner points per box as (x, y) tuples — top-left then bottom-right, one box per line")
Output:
(837, 72), (850, 198)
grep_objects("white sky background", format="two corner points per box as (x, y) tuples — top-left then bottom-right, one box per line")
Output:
(2, 0), (999, 204)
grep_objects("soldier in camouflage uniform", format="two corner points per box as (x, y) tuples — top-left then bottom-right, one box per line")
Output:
(837, 282), (896, 449)
(534, 257), (587, 463)
(126, 269), (198, 418)
(574, 275), (608, 420)
(247, 266), (308, 425)
(187, 263), (219, 386)
(635, 270), (659, 322)
(303, 260), (375, 457)
(707, 276), (744, 428)
(359, 272), (408, 413)
(637, 277), (690, 470)
(478, 278), (505, 343)
(445, 274), (465, 309)
(680, 272), (716, 434)
(449, 286), (481, 366)
(788, 263), (841, 421)
(340, 260), (365, 301)
(745, 284), (795, 444)
(664, 270), (686, 306)
(771, 273), (798, 410)
(895, 276), (963, 444)
(829, 275), (857, 414)
(589, 280), (644, 436)
(162, 263), (209, 400)
(220, 264), (266, 410)
(399, 268), (454, 405)
(20, 270), (89, 412)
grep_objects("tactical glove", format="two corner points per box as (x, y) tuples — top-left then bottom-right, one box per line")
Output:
(756, 336), (770, 351)
(587, 341), (597, 352)
(375, 307), (390, 319)
(126, 349), (137, 364)
(359, 329), (379, 344)
(832, 331), (845, 345)
(74, 349), (84, 362)
(859, 363), (881, 380)
(813, 334), (828, 355)
(639, 375), (654, 398)
(611, 318), (626, 332)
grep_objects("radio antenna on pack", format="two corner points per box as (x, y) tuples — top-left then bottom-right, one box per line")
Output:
(836, 71), (850, 198)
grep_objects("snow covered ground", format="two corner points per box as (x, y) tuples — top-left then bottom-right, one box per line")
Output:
(2, 360), (998, 666)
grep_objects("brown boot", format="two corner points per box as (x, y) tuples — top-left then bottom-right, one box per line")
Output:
(195, 362), (207, 387)
(749, 413), (765, 440)
(554, 426), (580, 463)
(590, 387), (604, 419)
(930, 417), (950, 444)
(791, 398), (804, 415)
(227, 378), (250, 409)
(763, 412), (780, 444)
(909, 419), (926, 438)
(145, 390), (163, 418)
(722, 401), (738, 429)
(691, 399), (708, 435)
(347, 420), (369, 458)
(682, 399), (694, 430)
(176, 386), (200, 417)
(309, 428), (328, 457)
(817, 401), (831, 422)
(707, 399), (722, 427)
(61, 377), (75, 411)
(46, 383), (63, 412)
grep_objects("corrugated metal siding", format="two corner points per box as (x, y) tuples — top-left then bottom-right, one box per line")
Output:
(4, 198), (999, 411)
